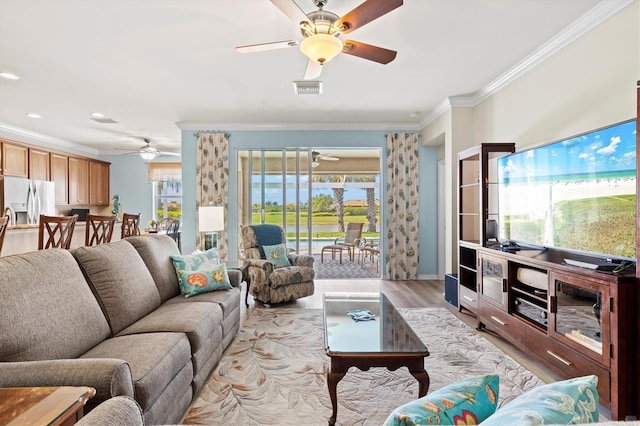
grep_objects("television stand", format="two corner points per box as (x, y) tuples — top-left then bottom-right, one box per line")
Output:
(469, 245), (637, 420)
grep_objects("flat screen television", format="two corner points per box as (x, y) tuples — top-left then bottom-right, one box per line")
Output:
(497, 119), (637, 262)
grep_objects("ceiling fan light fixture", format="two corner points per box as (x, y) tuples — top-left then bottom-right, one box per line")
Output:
(140, 145), (158, 161)
(312, 161), (320, 168)
(300, 34), (342, 64)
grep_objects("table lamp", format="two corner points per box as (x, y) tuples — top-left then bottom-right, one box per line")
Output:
(198, 206), (224, 250)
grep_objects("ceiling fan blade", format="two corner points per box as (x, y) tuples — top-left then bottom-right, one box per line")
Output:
(303, 59), (322, 80)
(236, 40), (299, 53)
(336, 0), (403, 34)
(318, 155), (339, 161)
(270, 0), (310, 25)
(158, 151), (181, 157)
(342, 40), (397, 64)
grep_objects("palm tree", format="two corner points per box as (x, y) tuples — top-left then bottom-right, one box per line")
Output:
(312, 174), (346, 232)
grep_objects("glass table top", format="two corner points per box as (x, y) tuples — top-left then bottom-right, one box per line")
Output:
(322, 292), (428, 355)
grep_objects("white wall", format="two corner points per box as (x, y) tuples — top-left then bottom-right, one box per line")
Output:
(424, 1), (639, 274)
(472, 1), (638, 149)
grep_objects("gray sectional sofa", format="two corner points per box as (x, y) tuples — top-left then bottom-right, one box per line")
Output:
(0, 235), (241, 425)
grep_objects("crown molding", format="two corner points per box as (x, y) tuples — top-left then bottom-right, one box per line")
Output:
(0, 123), (100, 156)
(176, 121), (421, 132)
(419, 0), (634, 130)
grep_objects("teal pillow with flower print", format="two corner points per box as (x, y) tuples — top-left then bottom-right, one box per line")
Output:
(481, 375), (599, 425)
(171, 248), (220, 273)
(383, 375), (499, 426)
(176, 263), (232, 298)
(262, 243), (291, 268)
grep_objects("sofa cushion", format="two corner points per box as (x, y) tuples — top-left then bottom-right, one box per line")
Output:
(481, 375), (599, 425)
(176, 264), (233, 297)
(117, 302), (223, 354)
(163, 286), (241, 320)
(269, 265), (315, 288)
(80, 332), (191, 410)
(263, 243), (291, 268)
(73, 240), (161, 335)
(126, 235), (182, 302)
(0, 249), (111, 361)
(384, 375), (499, 426)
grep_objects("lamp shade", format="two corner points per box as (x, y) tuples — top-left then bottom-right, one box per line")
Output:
(198, 206), (224, 232)
(300, 34), (343, 64)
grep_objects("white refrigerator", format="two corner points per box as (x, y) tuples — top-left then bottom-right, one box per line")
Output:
(2, 176), (56, 225)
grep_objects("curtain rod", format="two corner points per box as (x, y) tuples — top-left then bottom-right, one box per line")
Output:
(194, 130), (230, 138)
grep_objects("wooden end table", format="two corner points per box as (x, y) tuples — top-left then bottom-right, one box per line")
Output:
(0, 386), (96, 426)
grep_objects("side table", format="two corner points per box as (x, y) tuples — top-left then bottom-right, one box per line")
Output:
(0, 386), (96, 426)
(230, 262), (251, 307)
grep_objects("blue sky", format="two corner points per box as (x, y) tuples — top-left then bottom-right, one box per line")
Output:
(253, 175), (378, 204)
(499, 120), (636, 180)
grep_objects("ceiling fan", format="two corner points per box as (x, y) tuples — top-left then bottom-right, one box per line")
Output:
(236, 0), (403, 80)
(119, 138), (180, 161)
(311, 150), (339, 167)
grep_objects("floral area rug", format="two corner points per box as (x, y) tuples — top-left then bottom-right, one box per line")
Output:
(182, 307), (543, 425)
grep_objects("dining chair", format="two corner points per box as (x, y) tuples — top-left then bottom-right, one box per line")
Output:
(0, 210), (10, 255)
(166, 219), (181, 252)
(38, 214), (79, 250)
(157, 217), (173, 233)
(121, 213), (141, 238)
(85, 214), (117, 246)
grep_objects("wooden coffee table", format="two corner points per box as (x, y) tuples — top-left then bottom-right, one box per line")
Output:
(322, 292), (430, 426)
(0, 386), (95, 425)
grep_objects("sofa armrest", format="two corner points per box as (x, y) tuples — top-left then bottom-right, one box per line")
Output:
(0, 359), (134, 402)
(244, 258), (275, 274)
(77, 396), (144, 426)
(227, 267), (242, 288)
(289, 254), (314, 268)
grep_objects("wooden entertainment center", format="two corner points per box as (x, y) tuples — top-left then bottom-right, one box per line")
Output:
(457, 143), (638, 420)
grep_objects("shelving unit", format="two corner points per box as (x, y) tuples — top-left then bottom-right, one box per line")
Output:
(455, 139), (638, 419)
(457, 143), (514, 314)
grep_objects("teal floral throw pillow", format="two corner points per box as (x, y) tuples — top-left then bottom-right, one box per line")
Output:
(481, 375), (599, 425)
(384, 375), (499, 425)
(176, 263), (232, 298)
(262, 243), (291, 268)
(171, 248), (220, 272)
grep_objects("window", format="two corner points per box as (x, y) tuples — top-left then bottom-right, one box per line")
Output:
(149, 163), (182, 221)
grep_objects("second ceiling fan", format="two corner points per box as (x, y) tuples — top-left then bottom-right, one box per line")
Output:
(236, 0), (403, 80)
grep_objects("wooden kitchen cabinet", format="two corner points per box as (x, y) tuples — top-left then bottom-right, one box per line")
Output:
(50, 153), (69, 204)
(89, 160), (110, 205)
(2, 141), (29, 177)
(29, 148), (50, 181)
(68, 157), (89, 205)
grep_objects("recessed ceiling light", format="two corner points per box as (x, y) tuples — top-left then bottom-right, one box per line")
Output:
(409, 112), (420, 118)
(0, 72), (20, 80)
(90, 112), (105, 118)
(25, 113), (41, 118)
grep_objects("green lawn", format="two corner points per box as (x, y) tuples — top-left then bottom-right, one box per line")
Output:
(252, 212), (380, 238)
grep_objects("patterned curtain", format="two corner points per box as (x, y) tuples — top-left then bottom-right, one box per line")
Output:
(385, 133), (419, 279)
(196, 132), (230, 261)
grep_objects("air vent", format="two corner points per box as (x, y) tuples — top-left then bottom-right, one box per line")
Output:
(293, 80), (322, 95)
(91, 117), (118, 124)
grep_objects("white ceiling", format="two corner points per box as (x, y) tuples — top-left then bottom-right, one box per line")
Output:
(0, 0), (613, 155)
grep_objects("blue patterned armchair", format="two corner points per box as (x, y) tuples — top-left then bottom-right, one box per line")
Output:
(240, 224), (315, 304)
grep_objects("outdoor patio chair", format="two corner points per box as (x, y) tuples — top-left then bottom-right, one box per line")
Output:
(320, 222), (364, 263)
(240, 224), (314, 305)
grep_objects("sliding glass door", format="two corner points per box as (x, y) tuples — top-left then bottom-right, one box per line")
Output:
(237, 149), (313, 256)
(237, 148), (382, 277)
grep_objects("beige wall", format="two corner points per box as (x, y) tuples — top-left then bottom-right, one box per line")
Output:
(423, 1), (639, 275)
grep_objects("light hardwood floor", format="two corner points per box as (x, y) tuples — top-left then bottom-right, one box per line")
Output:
(240, 278), (619, 419)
